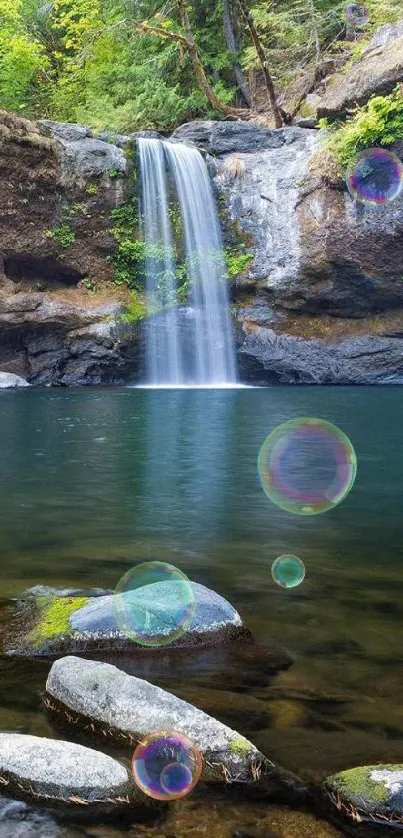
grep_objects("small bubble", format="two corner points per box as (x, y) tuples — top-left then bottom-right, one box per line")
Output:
(131, 730), (202, 801)
(344, 3), (369, 26)
(271, 555), (306, 589)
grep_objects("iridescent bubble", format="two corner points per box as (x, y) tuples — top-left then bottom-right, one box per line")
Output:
(346, 148), (403, 206)
(271, 555), (306, 589)
(113, 561), (195, 647)
(258, 417), (357, 515)
(344, 3), (368, 26)
(131, 730), (203, 801)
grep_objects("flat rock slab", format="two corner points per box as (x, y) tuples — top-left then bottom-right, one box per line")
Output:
(6, 582), (250, 658)
(45, 656), (301, 798)
(0, 373), (29, 388)
(0, 733), (150, 820)
(322, 764), (403, 836)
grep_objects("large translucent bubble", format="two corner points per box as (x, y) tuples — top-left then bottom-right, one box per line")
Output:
(113, 561), (195, 646)
(346, 148), (403, 206)
(258, 417), (357, 515)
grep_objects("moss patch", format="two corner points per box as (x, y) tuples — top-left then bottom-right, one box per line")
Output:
(328, 765), (393, 805)
(228, 736), (251, 756)
(29, 596), (89, 646)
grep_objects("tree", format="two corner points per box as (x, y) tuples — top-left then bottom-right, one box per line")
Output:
(222, 0), (252, 107)
(0, 0), (50, 111)
(236, 0), (283, 127)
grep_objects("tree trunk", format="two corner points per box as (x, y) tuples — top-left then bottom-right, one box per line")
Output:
(176, 0), (247, 117)
(222, 0), (252, 108)
(236, 0), (283, 128)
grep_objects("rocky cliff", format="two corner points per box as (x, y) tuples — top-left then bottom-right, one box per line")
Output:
(0, 22), (402, 387)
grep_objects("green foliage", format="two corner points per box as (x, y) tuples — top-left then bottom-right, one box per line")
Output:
(81, 276), (98, 292)
(0, 0), (50, 111)
(108, 167), (119, 178)
(86, 182), (98, 195)
(109, 199), (143, 289)
(225, 249), (253, 278)
(323, 86), (403, 167)
(121, 290), (148, 322)
(45, 222), (75, 247)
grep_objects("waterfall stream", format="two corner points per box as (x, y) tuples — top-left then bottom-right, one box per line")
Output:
(138, 138), (237, 387)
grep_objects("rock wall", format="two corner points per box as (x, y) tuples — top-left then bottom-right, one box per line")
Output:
(0, 92), (403, 386)
(172, 121), (403, 385)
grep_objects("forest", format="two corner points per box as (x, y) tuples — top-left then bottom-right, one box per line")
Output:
(0, 0), (402, 136)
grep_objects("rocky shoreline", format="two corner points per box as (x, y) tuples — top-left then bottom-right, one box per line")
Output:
(0, 582), (399, 837)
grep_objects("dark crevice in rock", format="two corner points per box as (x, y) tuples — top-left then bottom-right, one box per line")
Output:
(4, 255), (84, 287)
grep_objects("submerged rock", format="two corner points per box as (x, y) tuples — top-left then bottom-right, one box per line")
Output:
(322, 764), (403, 836)
(45, 655), (306, 801)
(0, 733), (148, 820)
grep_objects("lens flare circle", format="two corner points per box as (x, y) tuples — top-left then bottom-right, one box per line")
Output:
(344, 3), (368, 26)
(271, 555), (306, 589)
(346, 148), (403, 206)
(258, 417), (357, 515)
(131, 730), (202, 801)
(114, 561), (195, 647)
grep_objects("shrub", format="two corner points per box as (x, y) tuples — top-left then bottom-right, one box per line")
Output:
(320, 86), (403, 167)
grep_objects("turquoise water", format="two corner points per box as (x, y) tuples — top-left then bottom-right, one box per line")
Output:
(0, 386), (403, 836)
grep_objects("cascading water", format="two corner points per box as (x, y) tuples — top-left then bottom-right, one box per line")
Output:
(138, 138), (237, 386)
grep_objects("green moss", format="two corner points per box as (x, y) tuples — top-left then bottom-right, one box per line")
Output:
(45, 223), (75, 248)
(329, 766), (394, 805)
(86, 183), (98, 195)
(322, 85), (403, 167)
(29, 596), (89, 646)
(120, 290), (148, 322)
(228, 736), (250, 755)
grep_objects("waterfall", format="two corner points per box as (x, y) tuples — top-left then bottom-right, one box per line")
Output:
(138, 138), (237, 386)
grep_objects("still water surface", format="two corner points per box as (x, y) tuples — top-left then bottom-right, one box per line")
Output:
(0, 386), (402, 836)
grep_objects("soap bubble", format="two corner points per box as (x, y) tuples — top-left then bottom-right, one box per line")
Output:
(114, 561), (195, 646)
(258, 417), (357, 515)
(131, 730), (202, 801)
(344, 3), (368, 26)
(346, 148), (403, 206)
(271, 555), (306, 588)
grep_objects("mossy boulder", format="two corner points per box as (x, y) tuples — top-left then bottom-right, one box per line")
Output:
(5, 581), (251, 658)
(322, 764), (403, 836)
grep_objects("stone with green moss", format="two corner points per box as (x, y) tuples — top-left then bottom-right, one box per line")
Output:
(323, 764), (403, 825)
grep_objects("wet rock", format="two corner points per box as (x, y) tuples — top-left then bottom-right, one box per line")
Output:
(317, 21), (403, 119)
(237, 325), (403, 385)
(170, 121), (305, 156)
(0, 293), (139, 386)
(322, 764), (403, 837)
(45, 656), (305, 799)
(0, 373), (29, 388)
(0, 794), (83, 838)
(7, 581), (250, 657)
(0, 733), (145, 820)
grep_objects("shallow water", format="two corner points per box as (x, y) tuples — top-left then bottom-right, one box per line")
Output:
(0, 386), (402, 837)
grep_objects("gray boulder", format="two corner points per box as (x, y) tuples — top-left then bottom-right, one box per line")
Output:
(170, 120), (304, 156)
(0, 733), (140, 818)
(322, 764), (403, 836)
(45, 656), (304, 798)
(40, 120), (127, 180)
(317, 21), (403, 119)
(0, 373), (29, 388)
(7, 581), (249, 658)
